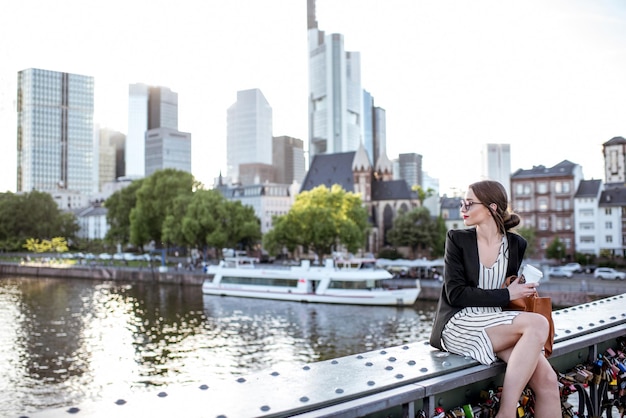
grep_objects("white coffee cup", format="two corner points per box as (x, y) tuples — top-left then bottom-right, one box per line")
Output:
(521, 264), (543, 284)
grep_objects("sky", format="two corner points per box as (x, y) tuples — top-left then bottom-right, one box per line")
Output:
(1, 0), (626, 196)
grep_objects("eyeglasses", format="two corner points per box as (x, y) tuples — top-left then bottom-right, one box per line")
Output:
(460, 200), (484, 211)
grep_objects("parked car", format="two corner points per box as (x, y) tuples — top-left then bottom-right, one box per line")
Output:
(561, 263), (583, 273)
(593, 268), (626, 280)
(548, 267), (573, 278)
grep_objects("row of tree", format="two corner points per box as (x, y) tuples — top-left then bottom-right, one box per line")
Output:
(0, 191), (78, 251)
(0, 168), (475, 261)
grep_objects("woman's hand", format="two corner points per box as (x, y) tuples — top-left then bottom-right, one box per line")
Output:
(507, 276), (539, 300)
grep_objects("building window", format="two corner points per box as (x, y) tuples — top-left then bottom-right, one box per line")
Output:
(554, 181), (571, 194)
(555, 200), (562, 211)
(537, 182), (548, 194)
(606, 221), (613, 229)
(606, 208), (612, 215)
(540, 238), (548, 249)
(564, 238), (571, 249)
(606, 235), (613, 243)
(556, 219), (563, 230)
(539, 217), (549, 230)
(515, 183), (531, 195)
(580, 222), (594, 230)
(580, 236), (595, 243)
(538, 198), (548, 211)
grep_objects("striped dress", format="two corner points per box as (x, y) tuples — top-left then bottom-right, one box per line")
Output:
(441, 236), (520, 365)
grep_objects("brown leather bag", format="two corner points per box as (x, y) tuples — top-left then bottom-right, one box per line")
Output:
(503, 275), (554, 358)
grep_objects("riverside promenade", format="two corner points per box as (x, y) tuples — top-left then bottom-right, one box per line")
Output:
(0, 261), (616, 307)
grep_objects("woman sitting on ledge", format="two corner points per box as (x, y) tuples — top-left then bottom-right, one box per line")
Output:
(429, 180), (560, 418)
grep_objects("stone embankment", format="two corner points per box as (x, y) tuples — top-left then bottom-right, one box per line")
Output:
(0, 262), (605, 307)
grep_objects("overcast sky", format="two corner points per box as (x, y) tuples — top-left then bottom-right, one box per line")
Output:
(1, 0), (626, 195)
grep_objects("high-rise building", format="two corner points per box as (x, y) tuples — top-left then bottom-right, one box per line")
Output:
(397, 153), (423, 189)
(17, 68), (94, 195)
(144, 127), (191, 177)
(273, 136), (305, 184)
(97, 128), (126, 192)
(226, 89), (273, 183)
(307, 0), (363, 162)
(362, 90), (387, 167)
(481, 143), (511, 198)
(127, 84), (179, 178)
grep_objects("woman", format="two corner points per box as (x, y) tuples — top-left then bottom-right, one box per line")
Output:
(429, 180), (560, 418)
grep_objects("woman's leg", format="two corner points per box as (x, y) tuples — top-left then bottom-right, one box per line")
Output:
(485, 312), (550, 418)
(526, 356), (561, 418)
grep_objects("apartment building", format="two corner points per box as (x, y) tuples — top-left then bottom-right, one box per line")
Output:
(510, 160), (583, 259)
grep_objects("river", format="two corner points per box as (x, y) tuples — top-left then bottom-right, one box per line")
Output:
(0, 276), (437, 417)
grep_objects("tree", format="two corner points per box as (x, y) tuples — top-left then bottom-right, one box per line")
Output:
(163, 189), (262, 255)
(411, 185), (435, 206)
(431, 216), (447, 258)
(129, 169), (197, 248)
(386, 207), (438, 258)
(516, 226), (537, 257)
(263, 185), (369, 260)
(0, 191), (79, 251)
(104, 178), (144, 247)
(545, 237), (566, 262)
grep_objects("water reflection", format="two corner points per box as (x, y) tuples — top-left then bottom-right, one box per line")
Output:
(0, 276), (436, 416)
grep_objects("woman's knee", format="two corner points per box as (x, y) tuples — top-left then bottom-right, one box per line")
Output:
(529, 358), (558, 389)
(523, 312), (549, 339)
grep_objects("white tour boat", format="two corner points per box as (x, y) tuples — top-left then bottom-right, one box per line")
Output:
(202, 257), (420, 306)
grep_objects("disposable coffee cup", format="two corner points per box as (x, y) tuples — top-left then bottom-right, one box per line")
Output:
(521, 264), (543, 284)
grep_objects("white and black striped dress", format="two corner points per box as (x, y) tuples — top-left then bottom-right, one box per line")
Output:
(441, 236), (520, 365)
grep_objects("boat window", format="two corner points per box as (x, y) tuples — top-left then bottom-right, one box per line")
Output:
(328, 280), (371, 290)
(220, 276), (299, 287)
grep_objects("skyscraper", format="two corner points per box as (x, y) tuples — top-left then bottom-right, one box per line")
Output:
(273, 136), (306, 184)
(145, 128), (191, 176)
(17, 68), (94, 195)
(481, 143), (511, 198)
(226, 89), (273, 182)
(397, 153), (423, 189)
(127, 84), (179, 178)
(307, 0), (363, 162)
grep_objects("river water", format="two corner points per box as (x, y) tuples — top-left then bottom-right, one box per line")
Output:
(0, 276), (437, 417)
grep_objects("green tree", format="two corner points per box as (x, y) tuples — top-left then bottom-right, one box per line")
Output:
(517, 226), (537, 257)
(0, 191), (78, 251)
(386, 207), (438, 258)
(104, 178), (144, 247)
(411, 185), (435, 206)
(545, 237), (566, 262)
(163, 189), (262, 255)
(129, 169), (196, 248)
(263, 185), (369, 260)
(431, 216), (447, 258)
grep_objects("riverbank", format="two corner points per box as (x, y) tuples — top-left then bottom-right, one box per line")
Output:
(0, 262), (608, 307)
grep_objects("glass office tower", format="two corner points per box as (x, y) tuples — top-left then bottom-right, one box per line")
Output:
(17, 68), (95, 195)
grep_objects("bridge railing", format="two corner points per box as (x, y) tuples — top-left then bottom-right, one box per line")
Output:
(30, 294), (626, 418)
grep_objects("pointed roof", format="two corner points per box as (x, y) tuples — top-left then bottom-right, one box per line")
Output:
(300, 151), (356, 192)
(352, 143), (372, 171)
(604, 136), (626, 146)
(374, 151), (393, 175)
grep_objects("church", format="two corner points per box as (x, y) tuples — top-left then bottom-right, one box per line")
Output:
(300, 143), (419, 255)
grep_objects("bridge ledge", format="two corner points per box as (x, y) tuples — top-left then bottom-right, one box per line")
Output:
(27, 294), (626, 418)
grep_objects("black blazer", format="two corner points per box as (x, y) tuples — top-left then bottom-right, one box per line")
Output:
(429, 228), (527, 351)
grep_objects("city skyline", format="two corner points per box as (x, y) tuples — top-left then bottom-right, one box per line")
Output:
(2, 0), (626, 195)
